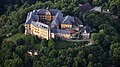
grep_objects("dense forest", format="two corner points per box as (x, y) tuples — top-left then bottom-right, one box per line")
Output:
(0, 0), (120, 67)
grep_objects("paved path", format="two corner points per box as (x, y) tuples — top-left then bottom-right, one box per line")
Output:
(66, 39), (93, 46)
(66, 39), (91, 42)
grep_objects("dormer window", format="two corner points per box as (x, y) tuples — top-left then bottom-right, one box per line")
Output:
(46, 11), (51, 16)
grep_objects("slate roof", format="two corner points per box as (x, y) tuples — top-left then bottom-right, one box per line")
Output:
(55, 11), (64, 22)
(37, 9), (60, 15)
(31, 21), (49, 30)
(51, 15), (75, 28)
(25, 11), (39, 24)
(54, 29), (70, 34)
(51, 11), (64, 28)
(25, 12), (33, 24)
(83, 26), (91, 33)
(49, 9), (60, 15)
(51, 18), (59, 28)
(37, 9), (47, 15)
(90, 6), (102, 12)
(62, 16), (75, 24)
(79, 2), (92, 12)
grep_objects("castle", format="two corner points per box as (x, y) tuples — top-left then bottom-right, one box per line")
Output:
(25, 9), (91, 40)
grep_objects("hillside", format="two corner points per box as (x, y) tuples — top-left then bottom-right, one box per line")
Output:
(0, 0), (120, 67)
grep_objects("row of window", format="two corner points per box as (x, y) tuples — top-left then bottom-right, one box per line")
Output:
(39, 25), (48, 30)
(39, 17), (53, 20)
(58, 33), (70, 35)
(34, 30), (39, 33)
(40, 33), (48, 37)
(31, 24), (49, 30)
(58, 33), (70, 38)
(61, 25), (72, 29)
(33, 30), (48, 37)
(39, 15), (54, 19)
(33, 29), (48, 34)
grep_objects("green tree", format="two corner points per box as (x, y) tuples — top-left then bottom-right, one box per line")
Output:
(48, 39), (55, 49)
(49, 49), (57, 58)
(87, 62), (94, 67)
(19, 24), (25, 33)
(2, 41), (16, 51)
(73, 57), (87, 67)
(4, 59), (13, 67)
(12, 52), (19, 59)
(78, 51), (85, 58)
(4, 58), (23, 67)
(91, 33), (100, 44)
(109, 43), (120, 66)
(40, 39), (47, 47)
(15, 45), (27, 56)
(87, 54), (96, 63)
(32, 61), (41, 67)
(109, 0), (120, 16)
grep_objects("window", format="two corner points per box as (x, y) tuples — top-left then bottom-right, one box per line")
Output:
(46, 12), (51, 16)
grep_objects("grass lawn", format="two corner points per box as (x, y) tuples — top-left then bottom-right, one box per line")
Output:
(54, 39), (76, 49)
(54, 39), (90, 49)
